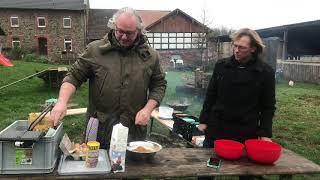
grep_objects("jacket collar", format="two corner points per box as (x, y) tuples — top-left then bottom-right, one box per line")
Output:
(225, 55), (263, 72)
(99, 30), (149, 53)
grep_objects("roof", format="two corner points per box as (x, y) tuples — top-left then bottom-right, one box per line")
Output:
(256, 19), (320, 37)
(146, 8), (208, 30)
(0, 0), (86, 10)
(87, 9), (170, 40)
(211, 19), (320, 42)
(137, 10), (170, 27)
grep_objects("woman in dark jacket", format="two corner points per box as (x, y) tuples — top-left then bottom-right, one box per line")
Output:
(198, 28), (276, 148)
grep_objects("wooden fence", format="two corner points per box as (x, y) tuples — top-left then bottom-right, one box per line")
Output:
(277, 60), (320, 84)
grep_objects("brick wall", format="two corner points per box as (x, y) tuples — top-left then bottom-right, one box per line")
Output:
(0, 9), (86, 62)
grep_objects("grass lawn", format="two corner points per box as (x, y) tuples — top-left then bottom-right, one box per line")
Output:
(1, 61), (320, 179)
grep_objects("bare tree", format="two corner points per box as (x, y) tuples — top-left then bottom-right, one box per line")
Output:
(192, 8), (213, 71)
(205, 26), (235, 65)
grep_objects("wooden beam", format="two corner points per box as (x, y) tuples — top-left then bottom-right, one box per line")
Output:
(65, 108), (87, 116)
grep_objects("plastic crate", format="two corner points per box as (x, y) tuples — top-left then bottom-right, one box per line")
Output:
(172, 114), (203, 142)
(0, 120), (64, 174)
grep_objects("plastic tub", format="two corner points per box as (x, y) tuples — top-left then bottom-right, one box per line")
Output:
(0, 120), (64, 174)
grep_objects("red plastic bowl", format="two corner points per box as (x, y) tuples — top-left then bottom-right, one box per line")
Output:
(214, 139), (245, 160)
(245, 139), (282, 164)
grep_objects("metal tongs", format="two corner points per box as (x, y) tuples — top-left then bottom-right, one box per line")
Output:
(28, 102), (55, 131)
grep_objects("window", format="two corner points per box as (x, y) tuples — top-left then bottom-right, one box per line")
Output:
(154, 33), (161, 37)
(161, 37), (168, 43)
(184, 33), (191, 37)
(153, 44), (161, 49)
(184, 44), (191, 49)
(169, 38), (176, 43)
(185, 38), (191, 43)
(169, 44), (176, 49)
(37, 17), (46, 27)
(169, 33), (176, 37)
(177, 33), (184, 37)
(162, 33), (168, 37)
(63, 17), (71, 28)
(146, 32), (207, 50)
(10, 16), (19, 27)
(64, 38), (72, 51)
(161, 44), (168, 49)
(177, 38), (183, 43)
(154, 38), (161, 43)
(177, 44), (184, 49)
(12, 37), (20, 48)
(148, 37), (153, 43)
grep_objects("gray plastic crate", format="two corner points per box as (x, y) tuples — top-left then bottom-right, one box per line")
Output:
(0, 120), (64, 174)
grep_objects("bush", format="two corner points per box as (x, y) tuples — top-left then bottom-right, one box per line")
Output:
(38, 55), (49, 64)
(7, 47), (23, 60)
(21, 53), (49, 64)
(23, 53), (37, 62)
(7, 47), (33, 60)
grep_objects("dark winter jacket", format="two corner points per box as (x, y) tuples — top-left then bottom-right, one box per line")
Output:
(199, 55), (276, 142)
(63, 30), (167, 148)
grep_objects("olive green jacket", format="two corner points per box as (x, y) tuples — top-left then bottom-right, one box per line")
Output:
(63, 31), (167, 147)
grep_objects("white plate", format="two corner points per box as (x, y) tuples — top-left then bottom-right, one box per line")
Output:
(127, 141), (162, 153)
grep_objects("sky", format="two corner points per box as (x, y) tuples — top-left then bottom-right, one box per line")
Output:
(89, 0), (319, 30)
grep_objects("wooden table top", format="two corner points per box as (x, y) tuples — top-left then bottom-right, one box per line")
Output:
(2, 148), (320, 179)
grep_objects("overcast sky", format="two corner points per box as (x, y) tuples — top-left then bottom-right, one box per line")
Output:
(90, 0), (319, 30)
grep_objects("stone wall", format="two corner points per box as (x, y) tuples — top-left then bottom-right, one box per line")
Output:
(0, 9), (86, 62)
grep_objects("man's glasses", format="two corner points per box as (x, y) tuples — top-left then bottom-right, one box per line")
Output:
(115, 26), (137, 38)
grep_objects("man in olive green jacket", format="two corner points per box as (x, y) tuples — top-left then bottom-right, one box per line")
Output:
(50, 7), (167, 149)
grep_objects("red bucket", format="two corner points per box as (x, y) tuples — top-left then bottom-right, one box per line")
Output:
(245, 139), (282, 164)
(214, 139), (245, 160)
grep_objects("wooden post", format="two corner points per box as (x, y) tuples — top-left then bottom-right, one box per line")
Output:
(282, 29), (288, 60)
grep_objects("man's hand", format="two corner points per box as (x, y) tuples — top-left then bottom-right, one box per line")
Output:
(260, 137), (272, 142)
(50, 101), (67, 126)
(198, 123), (208, 132)
(135, 99), (158, 126)
(135, 107), (152, 126)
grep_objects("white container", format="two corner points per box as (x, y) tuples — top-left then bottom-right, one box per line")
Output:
(109, 123), (128, 173)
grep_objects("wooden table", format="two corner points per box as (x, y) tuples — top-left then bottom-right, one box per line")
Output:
(1, 148), (320, 179)
(149, 110), (320, 179)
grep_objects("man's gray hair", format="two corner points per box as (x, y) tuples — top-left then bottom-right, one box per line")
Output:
(107, 7), (147, 34)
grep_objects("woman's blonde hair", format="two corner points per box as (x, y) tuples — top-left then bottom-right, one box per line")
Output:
(231, 28), (265, 55)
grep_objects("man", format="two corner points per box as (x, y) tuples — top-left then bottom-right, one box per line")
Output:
(198, 28), (276, 148)
(50, 7), (167, 149)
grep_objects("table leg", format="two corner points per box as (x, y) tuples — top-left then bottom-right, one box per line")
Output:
(279, 174), (293, 180)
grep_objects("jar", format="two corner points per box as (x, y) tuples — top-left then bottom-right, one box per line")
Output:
(85, 141), (100, 168)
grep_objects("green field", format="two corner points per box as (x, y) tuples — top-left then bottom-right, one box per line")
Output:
(1, 61), (320, 179)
